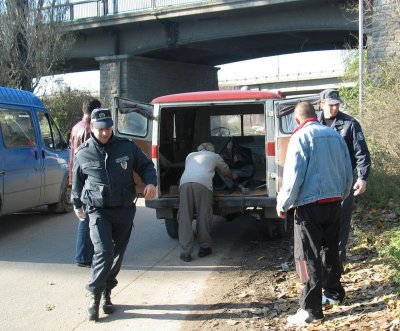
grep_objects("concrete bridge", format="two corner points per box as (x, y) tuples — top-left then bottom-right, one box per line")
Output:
(63, 0), (359, 105)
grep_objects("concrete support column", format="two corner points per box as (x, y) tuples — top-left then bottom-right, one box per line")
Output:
(369, 0), (400, 62)
(96, 55), (219, 107)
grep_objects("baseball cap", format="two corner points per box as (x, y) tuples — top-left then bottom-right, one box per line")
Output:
(320, 89), (343, 105)
(91, 108), (113, 129)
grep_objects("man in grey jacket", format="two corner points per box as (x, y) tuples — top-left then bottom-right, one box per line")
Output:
(276, 102), (353, 326)
(178, 142), (237, 262)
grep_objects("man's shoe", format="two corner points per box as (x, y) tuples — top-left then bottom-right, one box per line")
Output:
(287, 309), (322, 325)
(101, 289), (115, 314)
(322, 295), (340, 305)
(76, 262), (91, 268)
(87, 293), (101, 321)
(180, 252), (192, 262)
(198, 247), (212, 258)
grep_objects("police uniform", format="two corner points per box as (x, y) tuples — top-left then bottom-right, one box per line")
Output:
(71, 108), (156, 320)
(318, 99), (371, 263)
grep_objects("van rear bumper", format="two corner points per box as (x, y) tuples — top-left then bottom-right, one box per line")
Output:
(145, 196), (277, 209)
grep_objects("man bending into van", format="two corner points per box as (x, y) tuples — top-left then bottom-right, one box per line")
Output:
(178, 142), (237, 262)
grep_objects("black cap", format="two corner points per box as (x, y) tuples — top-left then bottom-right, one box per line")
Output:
(91, 108), (113, 129)
(319, 89), (343, 105)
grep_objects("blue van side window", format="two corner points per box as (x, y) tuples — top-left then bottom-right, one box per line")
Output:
(38, 111), (64, 150)
(0, 108), (37, 148)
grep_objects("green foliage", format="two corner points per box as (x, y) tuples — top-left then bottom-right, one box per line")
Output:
(41, 87), (99, 137)
(379, 229), (400, 283)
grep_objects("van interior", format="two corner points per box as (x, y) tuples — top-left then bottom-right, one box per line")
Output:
(157, 102), (267, 197)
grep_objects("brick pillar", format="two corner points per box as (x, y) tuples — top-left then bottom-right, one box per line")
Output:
(96, 55), (219, 107)
(369, 0), (400, 62)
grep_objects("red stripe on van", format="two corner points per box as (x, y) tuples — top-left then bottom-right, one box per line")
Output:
(152, 145), (158, 159)
(266, 141), (275, 156)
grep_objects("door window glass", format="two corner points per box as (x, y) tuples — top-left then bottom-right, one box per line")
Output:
(0, 108), (36, 148)
(38, 112), (64, 150)
(117, 111), (148, 138)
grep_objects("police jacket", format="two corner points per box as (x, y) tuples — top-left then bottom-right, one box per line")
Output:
(276, 120), (353, 212)
(71, 133), (156, 209)
(317, 111), (371, 181)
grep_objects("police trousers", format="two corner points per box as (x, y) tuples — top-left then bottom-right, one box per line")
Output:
(86, 205), (135, 294)
(294, 201), (344, 319)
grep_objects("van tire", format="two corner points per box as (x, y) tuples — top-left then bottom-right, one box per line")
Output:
(48, 184), (72, 214)
(267, 218), (287, 239)
(165, 218), (179, 239)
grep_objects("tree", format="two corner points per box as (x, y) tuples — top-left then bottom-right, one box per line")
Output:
(0, 0), (74, 91)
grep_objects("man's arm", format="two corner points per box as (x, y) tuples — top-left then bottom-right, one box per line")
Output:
(351, 120), (371, 195)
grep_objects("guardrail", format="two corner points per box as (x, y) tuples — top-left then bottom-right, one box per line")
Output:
(60, 0), (218, 20)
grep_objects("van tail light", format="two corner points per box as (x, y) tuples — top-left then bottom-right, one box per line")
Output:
(266, 141), (275, 156)
(152, 145), (158, 159)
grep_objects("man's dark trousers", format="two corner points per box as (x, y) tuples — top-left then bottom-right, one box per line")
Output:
(294, 201), (344, 319)
(86, 205), (135, 294)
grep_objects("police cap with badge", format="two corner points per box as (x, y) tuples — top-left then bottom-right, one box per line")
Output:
(320, 89), (343, 105)
(91, 108), (114, 129)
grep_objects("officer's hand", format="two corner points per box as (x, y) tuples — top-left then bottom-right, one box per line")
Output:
(74, 207), (85, 220)
(231, 172), (239, 180)
(353, 179), (367, 196)
(143, 184), (156, 200)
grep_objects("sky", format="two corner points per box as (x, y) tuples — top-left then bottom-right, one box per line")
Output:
(36, 50), (346, 95)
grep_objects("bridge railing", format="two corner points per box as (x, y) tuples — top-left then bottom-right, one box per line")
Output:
(59, 0), (218, 20)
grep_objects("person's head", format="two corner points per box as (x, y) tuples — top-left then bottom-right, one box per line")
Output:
(90, 108), (113, 144)
(197, 142), (215, 153)
(82, 98), (101, 117)
(294, 101), (317, 125)
(319, 89), (342, 120)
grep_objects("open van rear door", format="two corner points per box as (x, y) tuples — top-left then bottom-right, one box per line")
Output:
(112, 97), (154, 194)
(273, 96), (320, 192)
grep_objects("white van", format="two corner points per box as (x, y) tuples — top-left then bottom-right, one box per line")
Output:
(113, 90), (318, 239)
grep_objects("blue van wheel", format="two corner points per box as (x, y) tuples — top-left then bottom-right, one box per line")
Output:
(48, 184), (72, 213)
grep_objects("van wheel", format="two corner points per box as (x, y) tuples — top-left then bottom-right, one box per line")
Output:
(48, 184), (73, 214)
(165, 218), (179, 239)
(267, 218), (287, 239)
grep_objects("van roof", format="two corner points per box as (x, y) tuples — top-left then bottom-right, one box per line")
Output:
(151, 90), (281, 104)
(0, 86), (45, 108)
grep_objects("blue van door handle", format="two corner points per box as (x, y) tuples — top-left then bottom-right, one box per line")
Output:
(0, 171), (5, 176)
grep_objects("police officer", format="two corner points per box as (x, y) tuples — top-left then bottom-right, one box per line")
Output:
(71, 108), (156, 321)
(318, 89), (371, 266)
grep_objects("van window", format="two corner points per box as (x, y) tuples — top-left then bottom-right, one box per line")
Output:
(0, 108), (37, 148)
(210, 114), (264, 137)
(280, 113), (296, 134)
(38, 111), (64, 150)
(117, 111), (148, 138)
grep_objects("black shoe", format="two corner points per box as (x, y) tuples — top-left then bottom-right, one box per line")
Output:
(76, 262), (91, 268)
(87, 293), (101, 321)
(198, 247), (212, 258)
(102, 289), (115, 314)
(180, 252), (192, 262)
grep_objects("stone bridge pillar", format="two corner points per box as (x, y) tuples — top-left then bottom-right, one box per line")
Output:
(369, 0), (400, 62)
(96, 55), (219, 107)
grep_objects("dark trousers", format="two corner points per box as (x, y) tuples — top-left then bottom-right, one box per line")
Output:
(338, 192), (354, 263)
(86, 205), (135, 294)
(294, 202), (344, 319)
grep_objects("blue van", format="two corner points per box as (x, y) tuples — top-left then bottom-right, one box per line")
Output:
(0, 86), (71, 216)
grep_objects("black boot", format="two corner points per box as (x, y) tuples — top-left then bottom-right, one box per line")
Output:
(87, 293), (101, 321)
(101, 289), (115, 314)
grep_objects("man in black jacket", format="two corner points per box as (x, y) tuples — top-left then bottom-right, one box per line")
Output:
(71, 108), (156, 321)
(318, 89), (371, 268)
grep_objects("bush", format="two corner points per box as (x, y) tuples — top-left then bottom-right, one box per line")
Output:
(41, 86), (100, 138)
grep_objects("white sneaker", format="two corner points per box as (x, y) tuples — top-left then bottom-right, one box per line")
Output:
(322, 294), (340, 305)
(287, 309), (312, 325)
